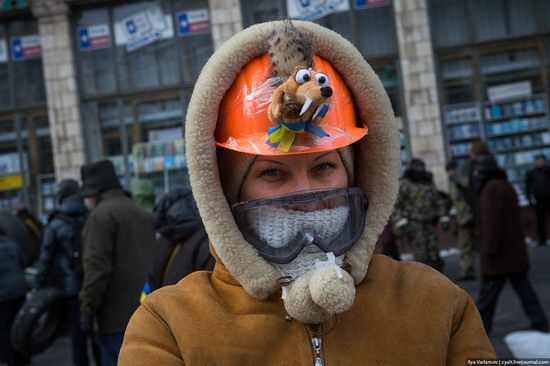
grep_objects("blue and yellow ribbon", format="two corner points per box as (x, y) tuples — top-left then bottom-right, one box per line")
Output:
(267, 104), (330, 152)
(140, 281), (151, 303)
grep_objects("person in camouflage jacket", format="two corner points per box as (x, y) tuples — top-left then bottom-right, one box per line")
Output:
(394, 158), (449, 271)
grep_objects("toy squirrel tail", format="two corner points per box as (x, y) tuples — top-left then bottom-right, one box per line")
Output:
(267, 20), (314, 79)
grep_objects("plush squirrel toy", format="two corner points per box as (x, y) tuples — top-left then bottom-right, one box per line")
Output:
(266, 24), (333, 152)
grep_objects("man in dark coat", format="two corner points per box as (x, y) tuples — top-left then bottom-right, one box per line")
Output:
(78, 160), (155, 366)
(525, 154), (550, 246)
(472, 143), (548, 334)
(143, 188), (214, 296)
(35, 179), (89, 366)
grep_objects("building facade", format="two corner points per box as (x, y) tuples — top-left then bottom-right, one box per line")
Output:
(0, 0), (549, 218)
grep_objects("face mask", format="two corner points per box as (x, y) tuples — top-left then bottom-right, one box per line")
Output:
(232, 187), (368, 264)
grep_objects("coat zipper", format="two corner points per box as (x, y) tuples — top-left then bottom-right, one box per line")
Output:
(308, 324), (324, 366)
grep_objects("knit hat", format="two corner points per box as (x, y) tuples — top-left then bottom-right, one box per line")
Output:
(80, 160), (122, 197)
(54, 179), (80, 206)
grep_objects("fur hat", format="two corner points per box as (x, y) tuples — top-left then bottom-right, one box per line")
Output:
(185, 21), (400, 322)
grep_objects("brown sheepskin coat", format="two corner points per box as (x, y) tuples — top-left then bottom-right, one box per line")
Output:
(119, 254), (494, 365)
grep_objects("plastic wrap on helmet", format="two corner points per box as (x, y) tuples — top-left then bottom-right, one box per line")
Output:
(216, 55), (368, 156)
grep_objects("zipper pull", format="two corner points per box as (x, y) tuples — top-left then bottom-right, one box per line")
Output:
(311, 336), (323, 366)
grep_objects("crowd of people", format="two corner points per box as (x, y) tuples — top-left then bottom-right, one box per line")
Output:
(0, 159), (213, 366)
(0, 19), (549, 366)
(393, 141), (549, 335)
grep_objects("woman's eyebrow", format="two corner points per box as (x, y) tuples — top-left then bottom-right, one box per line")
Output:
(255, 158), (284, 165)
(314, 152), (335, 162)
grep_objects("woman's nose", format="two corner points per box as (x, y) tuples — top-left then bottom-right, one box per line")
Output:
(291, 173), (314, 192)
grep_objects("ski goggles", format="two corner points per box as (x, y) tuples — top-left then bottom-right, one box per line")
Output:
(231, 187), (368, 264)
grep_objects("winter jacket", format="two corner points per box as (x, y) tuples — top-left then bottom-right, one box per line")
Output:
(120, 254), (494, 365)
(394, 170), (446, 224)
(35, 196), (88, 296)
(79, 189), (155, 334)
(0, 235), (27, 302)
(526, 165), (550, 202)
(148, 189), (214, 291)
(475, 157), (529, 277)
(120, 20), (494, 364)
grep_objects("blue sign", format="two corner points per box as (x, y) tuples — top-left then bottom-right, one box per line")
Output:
(79, 28), (90, 49)
(78, 24), (111, 51)
(121, 6), (167, 52)
(176, 9), (210, 37)
(125, 19), (137, 35)
(10, 35), (41, 61)
(12, 38), (22, 60)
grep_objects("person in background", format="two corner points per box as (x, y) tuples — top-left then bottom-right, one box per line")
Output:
(141, 188), (214, 300)
(16, 207), (44, 265)
(446, 160), (477, 281)
(0, 232), (28, 366)
(394, 158), (449, 271)
(525, 154), (550, 246)
(35, 179), (89, 366)
(120, 21), (494, 364)
(131, 179), (156, 214)
(78, 160), (155, 366)
(471, 142), (549, 334)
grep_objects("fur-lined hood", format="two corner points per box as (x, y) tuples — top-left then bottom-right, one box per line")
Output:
(185, 21), (400, 301)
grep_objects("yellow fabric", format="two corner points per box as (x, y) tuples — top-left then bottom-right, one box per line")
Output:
(119, 255), (495, 365)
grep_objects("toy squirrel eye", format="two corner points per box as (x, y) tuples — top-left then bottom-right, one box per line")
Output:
(295, 69), (311, 84)
(315, 73), (329, 86)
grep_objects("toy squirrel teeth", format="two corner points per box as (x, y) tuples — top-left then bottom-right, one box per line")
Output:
(300, 97), (313, 116)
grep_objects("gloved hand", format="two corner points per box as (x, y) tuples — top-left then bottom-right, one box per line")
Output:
(439, 216), (450, 232)
(79, 310), (95, 337)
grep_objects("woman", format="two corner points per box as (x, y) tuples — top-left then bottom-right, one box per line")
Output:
(119, 21), (494, 365)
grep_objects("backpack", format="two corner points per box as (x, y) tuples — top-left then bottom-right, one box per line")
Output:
(55, 214), (85, 279)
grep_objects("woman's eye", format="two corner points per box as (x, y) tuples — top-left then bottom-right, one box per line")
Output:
(314, 162), (336, 172)
(260, 169), (284, 177)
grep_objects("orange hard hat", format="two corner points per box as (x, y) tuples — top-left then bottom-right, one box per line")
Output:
(216, 55), (368, 155)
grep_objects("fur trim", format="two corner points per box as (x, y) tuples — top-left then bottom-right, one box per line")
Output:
(185, 21), (400, 300)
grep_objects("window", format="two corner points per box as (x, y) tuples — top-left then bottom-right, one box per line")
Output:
(429, 0), (470, 48)
(480, 49), (542, 96)
(355, 5), (398, 58)
(241, 0), (286, 27)
(113, 1), (178, 91)
(441, 58), (475, 105)
(75, 8), (117, 96)
(75, 0), (213, 95)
